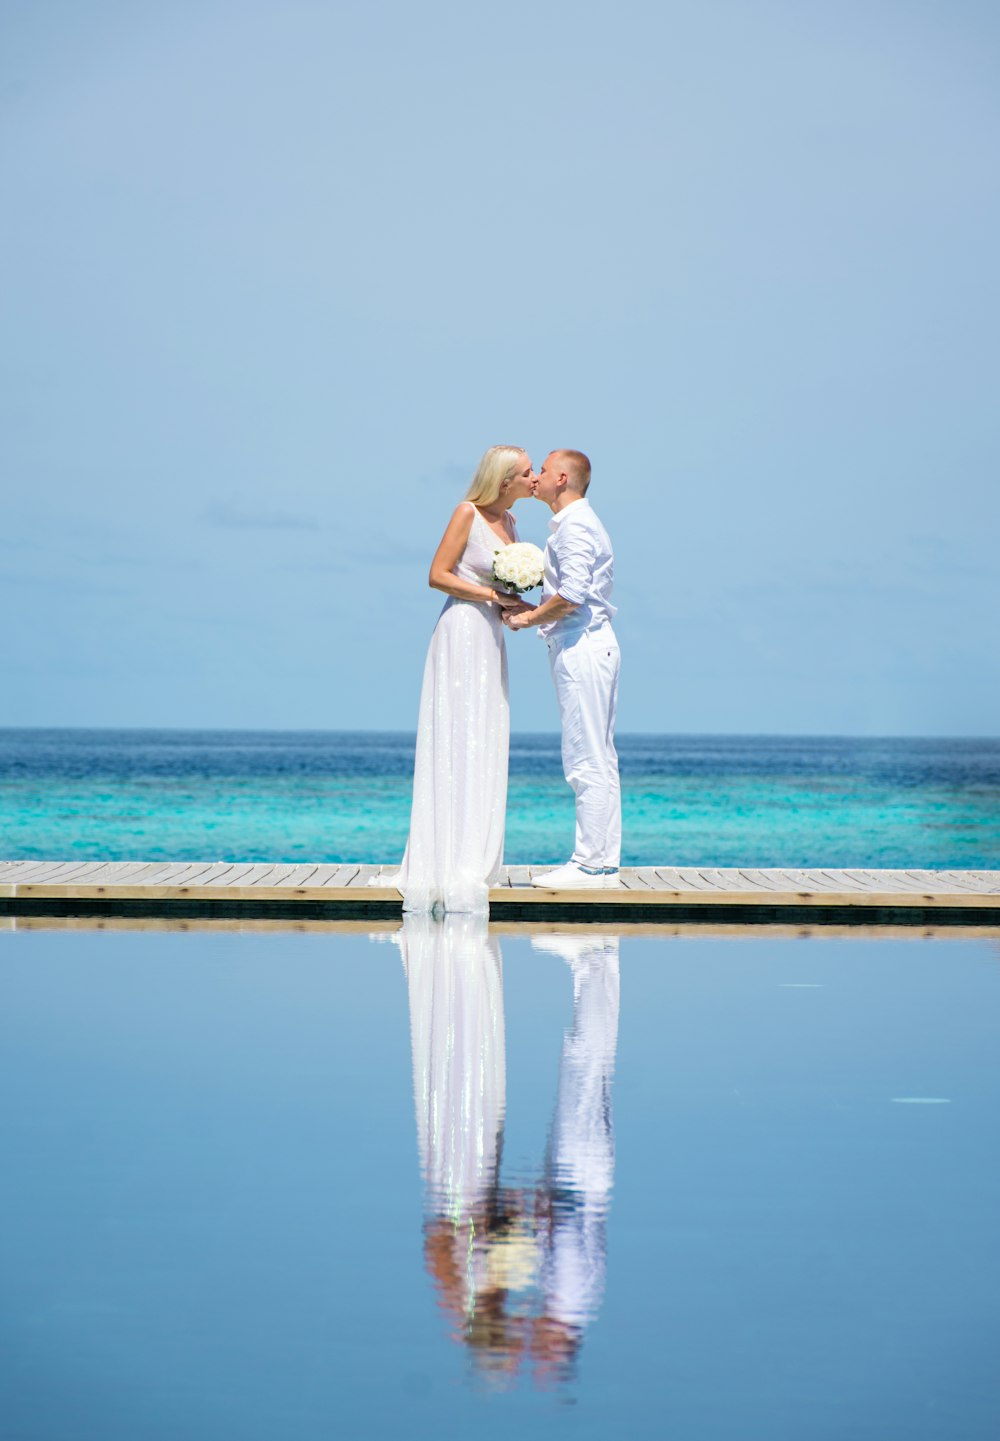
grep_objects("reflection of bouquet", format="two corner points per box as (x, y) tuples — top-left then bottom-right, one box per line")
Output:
(493, 542), (545, 593)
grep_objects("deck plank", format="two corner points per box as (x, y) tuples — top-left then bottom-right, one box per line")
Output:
(702, 868), (772, 891)
(231, 864), (279, 887)
(174, 863), (242, 888)
(817, 869), (882, 893)
(304, 864), (352, 887)
(3, 861), (74, 884)
(246, 864), (299, 887)
(0, 861), (57, 881)
(200, 864), (259, 888)
(769, 869), (851, 893)
(75, 861), (170, 886)
(620, 869), (654, 889)
(735, 869), (797, 892)
(856, 870), (971, 895)
(1, 860), (80, 883)
(658, 868), (718, 891)
(851, 869), (931, 893)
(29, 861), (145, 889)
(88, 862), (178, 887)
(739, 868), (800, 891)
(909, 869), (991, 894)
(951, 871), (1000, 890)
(690, 869), (742, 890)
(16, 861), (225, 895)
(108, 861), (200, 888)
(272, 866), (322, 888)
(325, 865), (362, 887)
(346, 865), (382, 887)
(15, 861), (108, 885)
(152, 862), (227, 888)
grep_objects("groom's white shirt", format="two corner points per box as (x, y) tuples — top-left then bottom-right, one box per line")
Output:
(538, 499), (616, 640)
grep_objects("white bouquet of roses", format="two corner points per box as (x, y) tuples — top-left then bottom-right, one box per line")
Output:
(493, 542), (545, 594)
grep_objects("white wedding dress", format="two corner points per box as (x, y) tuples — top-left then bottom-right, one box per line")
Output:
(383, 504), (516, 914)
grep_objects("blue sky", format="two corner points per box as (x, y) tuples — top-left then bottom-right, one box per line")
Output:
(3, 0), (998, 735)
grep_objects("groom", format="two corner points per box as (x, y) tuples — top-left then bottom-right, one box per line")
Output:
(505, 450), (621, 889)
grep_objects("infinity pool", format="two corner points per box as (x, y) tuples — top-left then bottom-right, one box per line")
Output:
(1, 922), (998, 1439)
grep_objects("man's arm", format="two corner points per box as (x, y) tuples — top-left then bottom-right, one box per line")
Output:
(505, 592), (577, 630)
(506, 520), (596, 630)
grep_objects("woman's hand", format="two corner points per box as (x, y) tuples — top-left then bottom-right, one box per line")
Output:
(493, 590), (529, 611)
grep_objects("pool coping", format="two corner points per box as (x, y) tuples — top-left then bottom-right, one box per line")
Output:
(1, 863), (998, 926)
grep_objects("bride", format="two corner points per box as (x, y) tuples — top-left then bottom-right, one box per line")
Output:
(381, 445), (535, 913)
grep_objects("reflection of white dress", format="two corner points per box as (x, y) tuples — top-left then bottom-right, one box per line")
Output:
(389, 505), (516, 915)
(398, 915), (506, 1218)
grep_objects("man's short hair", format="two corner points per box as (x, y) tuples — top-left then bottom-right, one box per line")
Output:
(558, 449), (592, 495)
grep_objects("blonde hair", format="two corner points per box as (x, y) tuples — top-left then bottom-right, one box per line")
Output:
(464, 445), (527, 506)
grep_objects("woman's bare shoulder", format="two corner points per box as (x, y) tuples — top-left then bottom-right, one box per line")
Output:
(446, 501), (477, 530)
(432, 501), (476, 553)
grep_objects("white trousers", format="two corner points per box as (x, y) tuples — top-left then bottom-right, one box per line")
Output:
(547, 625), (621, 870)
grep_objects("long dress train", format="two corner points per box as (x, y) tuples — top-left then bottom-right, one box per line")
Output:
(387, 505), (516, 914)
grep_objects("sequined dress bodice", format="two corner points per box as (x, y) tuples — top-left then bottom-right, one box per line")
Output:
(453, 505), (518, 590)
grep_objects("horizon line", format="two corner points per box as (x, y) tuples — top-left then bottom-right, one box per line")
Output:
(1, 726), (997, 744)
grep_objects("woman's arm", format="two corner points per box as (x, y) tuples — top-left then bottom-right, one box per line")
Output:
(428, 504), (518, 606)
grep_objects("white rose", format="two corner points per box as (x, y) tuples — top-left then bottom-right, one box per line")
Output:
(493, 542), (544, 592)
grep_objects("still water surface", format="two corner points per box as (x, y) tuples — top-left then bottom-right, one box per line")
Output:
(1, 923), (998, 1438)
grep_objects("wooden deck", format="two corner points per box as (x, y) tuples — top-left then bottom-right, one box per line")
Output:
(1, 861), (998, 925)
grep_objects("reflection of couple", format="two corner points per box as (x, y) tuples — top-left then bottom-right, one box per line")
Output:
(397, 917), (620, 1384)
(380, 444), (621, 914)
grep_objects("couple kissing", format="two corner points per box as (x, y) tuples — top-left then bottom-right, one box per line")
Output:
(378, 444), (620, 914)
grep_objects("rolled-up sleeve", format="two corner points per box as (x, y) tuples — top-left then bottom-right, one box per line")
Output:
(551, 521), (596, 605)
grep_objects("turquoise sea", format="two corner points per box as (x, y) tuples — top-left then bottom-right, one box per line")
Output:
(1, 729), (997, 868)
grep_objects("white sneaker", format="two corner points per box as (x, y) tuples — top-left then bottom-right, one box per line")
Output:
(531, 862), (610, 890)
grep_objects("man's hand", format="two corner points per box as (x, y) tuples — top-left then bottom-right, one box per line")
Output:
(504, 609), (536, 630)
(507, 592), (578, 631)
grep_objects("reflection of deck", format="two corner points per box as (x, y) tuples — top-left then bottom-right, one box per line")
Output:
(1, 861), (998, 925)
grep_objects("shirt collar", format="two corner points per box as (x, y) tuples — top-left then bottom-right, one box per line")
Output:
(548, 497), (590, 529)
